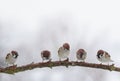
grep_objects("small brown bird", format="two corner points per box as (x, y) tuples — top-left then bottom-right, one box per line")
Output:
(41, 50), (51, 62)
(5, 50), (19, 66)
(76, 49), (87, 62)
(58, 43), (70, 61)
(97, 50), (113, 64)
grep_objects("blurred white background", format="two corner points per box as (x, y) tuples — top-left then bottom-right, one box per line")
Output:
(0, 0), (120, 81)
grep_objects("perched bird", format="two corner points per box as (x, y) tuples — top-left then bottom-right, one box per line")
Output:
(41, 50), (51, 62)
(97, 50), (113, 64)
(5, 50), (19, 66)
(58, 43), (70, 61)
(76, 49), (87, 62)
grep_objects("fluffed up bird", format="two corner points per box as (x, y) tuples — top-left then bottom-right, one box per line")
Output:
(97, 50), (113, 64)
(58, 43), (70, 61)
(41, 50), (51, 62)
(76, 49), (87, 62)
(5, 50), (19, 66)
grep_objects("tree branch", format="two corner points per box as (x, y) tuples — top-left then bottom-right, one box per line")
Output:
(0, 61), (119, 74)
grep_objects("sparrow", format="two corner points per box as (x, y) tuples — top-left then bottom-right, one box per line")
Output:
(76, 49), (87, 62)
(41, 50), (51, 62)
(5, 50), (19, 66)
(97, 50), (113, 64)
(58, 43), (70, 61)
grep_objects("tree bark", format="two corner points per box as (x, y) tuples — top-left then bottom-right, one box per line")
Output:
(0, 61), (119, 74)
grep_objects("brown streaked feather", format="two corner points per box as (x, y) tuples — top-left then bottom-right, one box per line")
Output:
(105, 51), (110, 58)
(63, 43), (70, 50)
(97, 50), (104, 55)
(11, 51), (18, 56)
(58, 47), (62, 53)
(6, 53), (11, 59)
(41, 50), (51, 59)
(77, 49), (85, 58)
(11, 50), (18, 59)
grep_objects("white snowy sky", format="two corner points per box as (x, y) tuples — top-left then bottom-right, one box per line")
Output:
(0, 0), (120, 81)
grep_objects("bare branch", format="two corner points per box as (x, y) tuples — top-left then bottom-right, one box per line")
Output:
(0, 61), (119, 74)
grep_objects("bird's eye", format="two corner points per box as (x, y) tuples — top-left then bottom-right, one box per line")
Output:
(100, 54), (103, 56)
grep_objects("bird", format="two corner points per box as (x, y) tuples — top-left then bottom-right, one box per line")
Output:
(58, 43), (70, 61)
(41, 50), (51, 62)
(5, 50), (19, 66)
(76, 49), (87, 62)
(97, 50), (113, 64)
